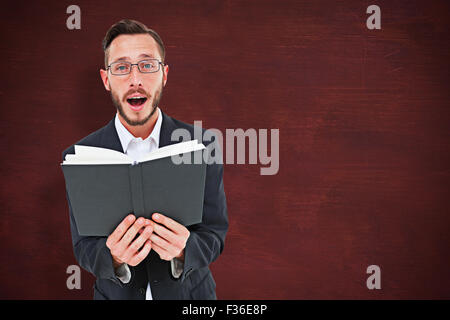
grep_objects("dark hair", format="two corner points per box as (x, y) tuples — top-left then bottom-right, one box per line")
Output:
(102, 19), (165, 68)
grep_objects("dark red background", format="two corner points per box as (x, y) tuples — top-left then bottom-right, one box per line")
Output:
(0, 0), (449, 299)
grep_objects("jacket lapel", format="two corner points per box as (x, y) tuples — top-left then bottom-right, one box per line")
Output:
(159, 111), (179, 148)
(99, 118), (124, 153)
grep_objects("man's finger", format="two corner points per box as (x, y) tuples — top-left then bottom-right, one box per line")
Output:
(152, 213), (185, 234)
(152, 242), (173, 261)
(128, 240), (152, 266)
(152, 222), (178, 245)
(150, 233), (178, 256)
(106, 214), (136, 248)
(123, 225), (153, 260)
(138, 219), (154, 234)
(119, 217), (149, 248)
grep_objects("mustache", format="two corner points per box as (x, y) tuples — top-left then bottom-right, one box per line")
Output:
(122, 88), (150, 102)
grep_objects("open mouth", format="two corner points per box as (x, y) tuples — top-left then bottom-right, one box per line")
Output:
(127, 97), (148, 107)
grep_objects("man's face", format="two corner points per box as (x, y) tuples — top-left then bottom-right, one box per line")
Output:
(100, 34), (168, 126)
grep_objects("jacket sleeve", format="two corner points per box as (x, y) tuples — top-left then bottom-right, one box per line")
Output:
(180, 153), (229, 282)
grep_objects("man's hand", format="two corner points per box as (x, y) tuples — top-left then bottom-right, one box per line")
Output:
(106, 214), (153, 268)
(150, 213), (190, 261)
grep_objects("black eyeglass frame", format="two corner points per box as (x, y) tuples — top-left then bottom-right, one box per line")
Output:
(107, 59), (165, 75)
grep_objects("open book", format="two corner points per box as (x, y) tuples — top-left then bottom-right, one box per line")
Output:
(61, 140), (207, 236)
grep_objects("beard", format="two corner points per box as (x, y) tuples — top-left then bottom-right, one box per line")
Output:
(110, 82), (163, 126)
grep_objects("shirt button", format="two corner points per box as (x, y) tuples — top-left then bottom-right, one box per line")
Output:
(153, 280), (159, 284)
(139, 288), (146, 295)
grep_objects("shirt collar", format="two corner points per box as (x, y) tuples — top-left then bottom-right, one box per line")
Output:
(114, 107), (162, 153)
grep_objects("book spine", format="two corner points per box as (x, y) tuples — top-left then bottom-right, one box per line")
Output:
(128, 163), (146, 217)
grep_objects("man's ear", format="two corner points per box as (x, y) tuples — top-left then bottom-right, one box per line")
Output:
(99, 69), (110, 91)
(163, 64), (169, 87)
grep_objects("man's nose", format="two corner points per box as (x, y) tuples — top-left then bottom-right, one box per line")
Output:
(129, 65), (143, 87)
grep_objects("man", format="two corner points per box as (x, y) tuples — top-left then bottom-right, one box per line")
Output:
(62, 19), (228, 300)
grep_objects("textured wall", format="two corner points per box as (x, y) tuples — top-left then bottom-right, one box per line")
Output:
(0, 0), (449, 299)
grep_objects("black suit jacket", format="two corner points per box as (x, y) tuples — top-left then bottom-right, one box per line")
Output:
(62, 111), (228, 300)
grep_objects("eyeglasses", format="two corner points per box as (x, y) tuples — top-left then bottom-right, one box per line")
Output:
(107, 59), (164, 75)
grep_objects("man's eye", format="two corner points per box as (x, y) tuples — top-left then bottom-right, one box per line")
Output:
(113, 64), (129, 72)
(142, 63), (153, 69)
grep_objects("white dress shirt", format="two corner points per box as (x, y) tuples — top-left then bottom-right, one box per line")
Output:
(113, 108), (183, 300)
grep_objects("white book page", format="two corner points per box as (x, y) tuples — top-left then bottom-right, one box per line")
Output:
(62, 145), (132, 165)
(139, 140), (204, 162)
(141, 143), (205, 162)
(74, 145), (132, 161)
